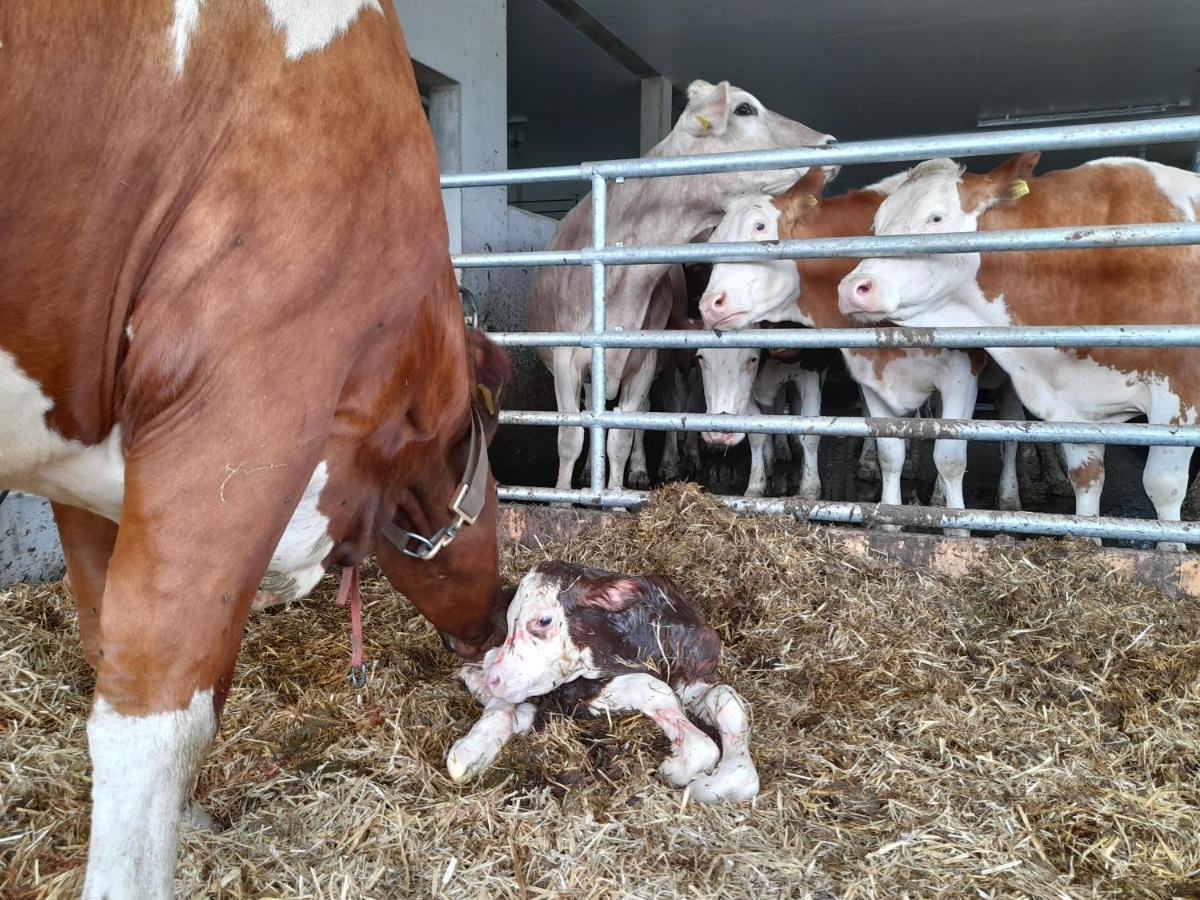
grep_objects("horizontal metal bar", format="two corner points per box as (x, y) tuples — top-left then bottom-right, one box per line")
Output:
(490, 325), (1200, 351)
(498, 410), (1200, 447)
(497, 487), (1200, 544)
(442, 115), (1200, 188)
(452, 222), (1200, 269)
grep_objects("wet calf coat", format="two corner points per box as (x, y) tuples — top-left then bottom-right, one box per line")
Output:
(447, 562), (760, 803)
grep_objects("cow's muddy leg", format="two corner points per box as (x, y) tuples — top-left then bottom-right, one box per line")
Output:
(588, 673), (718, 786)
(52, 503), (117, 671)
(1063, 442), (1106, 543)
(680, 683), (759, 803)
(82, 435), (315, 900)
(861, 387), (904, 531)
(794, 369), (823, 501)
(608, 350), (657, 491)
(552, 348), (587, 492)
(993, 380), (1024, 511)
(933, 369), (978, 537)
(1143, 444), (1192, 552)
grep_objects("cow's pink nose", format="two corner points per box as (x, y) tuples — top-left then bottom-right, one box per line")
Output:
(699, 290), (727, 326)
(702, 430), (741, 447)
(838, 275), (876, 314)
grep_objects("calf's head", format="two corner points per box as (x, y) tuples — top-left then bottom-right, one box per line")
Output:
(480, 561), (651, 703)
(374, 327), (511, 659)
(839, 153), (1041, 323)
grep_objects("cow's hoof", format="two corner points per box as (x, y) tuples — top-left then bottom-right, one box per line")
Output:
(628, 468), (651, 491)
(857, 463), (880, 482)
(446, 736), (500, 783)
(943, 527), (971, 539)
(659, 734), (720, 787)
(797, 479), (822, 502)
(997, 493), (1021, 512)
(1158, 541), (1187, 553)
(686, 755), (760, 804)
(658, 462), (680, 482)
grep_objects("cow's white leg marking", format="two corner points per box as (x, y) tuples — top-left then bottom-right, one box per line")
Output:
(263, 0), (383, 59)
(994, 380), (1025, 511)
(795, 370), (823, 501)
(84, 690), (216, 900)
(588, 673), (719, 787)
(680, 683), (759, 803)
(1063, 442), (1106, 544)
(933, 365), (978, 536)
(746, 428), (770, 498)
(1143, 444), (1192, 552)
(861, 386), (904, 530)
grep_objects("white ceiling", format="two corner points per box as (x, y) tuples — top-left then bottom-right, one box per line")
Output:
(508, 0), (1200, 208)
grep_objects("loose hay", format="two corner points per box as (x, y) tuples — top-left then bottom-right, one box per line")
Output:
(3, 483), (1200, 898)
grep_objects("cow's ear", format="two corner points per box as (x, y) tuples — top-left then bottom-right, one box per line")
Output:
(466, 328), (510, 443)
(962, 152), (1040, 216)
(681, 80), (731, 138)
(581, 576), (643, 613)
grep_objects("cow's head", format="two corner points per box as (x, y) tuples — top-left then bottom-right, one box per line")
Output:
(696, 345), (761, 447)
(699, 167), (838, 330)
(673, 80), (837, 200)
(479, 560), (646, 703)
(374, 327), (511, 659)
(839, 153), (1041, 323)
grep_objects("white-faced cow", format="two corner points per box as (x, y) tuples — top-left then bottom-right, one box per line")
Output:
(2, 3), (511, 896)
(528, 81), (834, 493)
(698, 176), (1027, 522)
(839, 154), (1200, 549)
(446, 561), (759, 803)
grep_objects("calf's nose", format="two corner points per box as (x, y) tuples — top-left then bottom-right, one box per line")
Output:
(838, 275), (876, 316)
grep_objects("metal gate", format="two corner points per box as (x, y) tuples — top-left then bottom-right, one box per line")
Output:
(443, 116), (1200, 546)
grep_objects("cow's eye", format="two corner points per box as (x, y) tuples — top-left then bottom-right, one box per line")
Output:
(755, 222), (766, 232)
(929, 213), (944, 224)
(734, 102), (757, 117)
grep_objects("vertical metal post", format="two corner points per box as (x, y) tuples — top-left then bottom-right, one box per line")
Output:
(589, 174), (608, 497)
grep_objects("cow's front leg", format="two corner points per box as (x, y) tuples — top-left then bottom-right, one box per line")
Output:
(588, 673), (718, 787)
(82, 423), (317, 899)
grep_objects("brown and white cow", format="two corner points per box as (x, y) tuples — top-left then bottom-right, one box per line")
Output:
(529, 81), (834, 493)
(447, 561), (759, 803)
(698, 176), (1026, 522)
(2, 3), (509, 895)
(838, 154), (1200, 549)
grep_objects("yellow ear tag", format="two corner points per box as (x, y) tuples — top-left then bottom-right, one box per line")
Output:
(1008, 178), (1030, 200)
(477, 384), (495, 417)
(806, 194), (820, 207)
(697, 114), (711, 134)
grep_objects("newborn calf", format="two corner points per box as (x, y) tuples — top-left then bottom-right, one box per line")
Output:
(446, 561), (759, 802)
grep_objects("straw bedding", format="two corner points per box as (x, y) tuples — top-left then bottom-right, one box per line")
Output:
(3, 484), (1199, 898)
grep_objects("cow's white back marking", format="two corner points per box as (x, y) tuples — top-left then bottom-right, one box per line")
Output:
(0, 349), (126, 521)
(169, 0), (205, 74)
(263, 0), (382, 59)
(84, 689), (216, 899)
(170, 0), (381, 72)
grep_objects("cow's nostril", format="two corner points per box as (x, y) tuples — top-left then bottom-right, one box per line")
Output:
(711, 291), (726, 309)
(856, 280), (872, 295)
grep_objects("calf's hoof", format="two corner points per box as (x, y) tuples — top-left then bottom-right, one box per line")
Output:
(182, 802), (219, 833)
(687, 755), (760, 804)
(659, 734), (720, 787)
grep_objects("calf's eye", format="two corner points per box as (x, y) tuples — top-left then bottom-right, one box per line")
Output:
(538, 615), (554, 627)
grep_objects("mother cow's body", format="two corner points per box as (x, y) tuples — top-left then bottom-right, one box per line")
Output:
(2, 2), (508, 895)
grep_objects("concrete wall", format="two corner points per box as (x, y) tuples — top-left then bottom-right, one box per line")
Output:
(0, 493), (64, 587)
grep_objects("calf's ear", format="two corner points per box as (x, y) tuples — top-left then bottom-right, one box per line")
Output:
(581, 576), (644, 613)
(961, 151), (1041, 216)
(681, 80), (731, 138)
